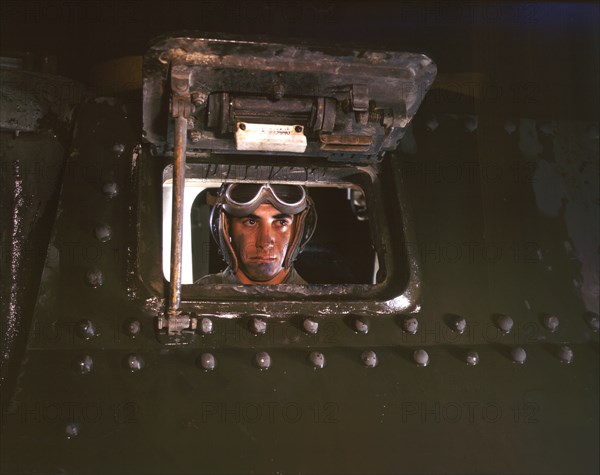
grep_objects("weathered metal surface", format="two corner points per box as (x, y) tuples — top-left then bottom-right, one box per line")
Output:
(1, 67), (85, 398)
(1, 31), (599, 475)
(0, 131), (66, 401)
(1, 344), (597, 474)
(143, 34), (437, 161)
(166, 65), (193, 318)
(1, 96), (597, 474)
(166, 115), (189, 318)
(0, 67), (86, 134)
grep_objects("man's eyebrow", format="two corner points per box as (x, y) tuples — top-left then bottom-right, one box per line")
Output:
(274, 213), (292, 219)
(242, 214), (260, 220)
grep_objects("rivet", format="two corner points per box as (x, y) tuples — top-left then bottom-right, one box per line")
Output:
(308, 351), (325, 369)
(102, 181), (118, 198)
(250, 317), (267, 335)
(543, 314), (560, 332)
(511, 347), (527, 364)
(65, 423), (79, 439)
(587, 314), (599, 332)
(496, 314), (514, 334)
(539, 121), (555, 136)
(425, 118), (439, 132)
(504, 120), (517, 134)
(239, 123), (246, 131)
(294, 125), (303, 133)
(189, 130), (202, 143)
(199, 317), (213, 334)
(587, 124), (599, 140)
(413, 349), (429, 367)
(123, 319), (141, 337)
(76, 319), (98, 340)
(452, 316), (467, 334)
(191, 91), (208, 106)
(465, 350), (479, 366)
(199, 353), (216, 371)
(354, 317), (369, 334)
(85, 268), (103, 288)
(361, 350), (378, 368)
(303, 318), (319, 334)
(112, 143), (125, 156)
(126, 354), (145, 372)
(558, 345), (573, 364)
(255, 351), (271, 370)
(94, 224), (112, 242)
(402, 317), (418, 334)
(76, 355), (93, 374)
(464, 116), (478, 133)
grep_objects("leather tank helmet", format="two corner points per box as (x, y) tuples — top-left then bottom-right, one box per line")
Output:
(209, 183), (317, 272)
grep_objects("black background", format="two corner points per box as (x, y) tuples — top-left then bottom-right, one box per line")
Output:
(1, 1), (599, 119)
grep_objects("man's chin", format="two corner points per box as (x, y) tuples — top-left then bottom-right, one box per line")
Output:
(241, 262), (283, 282)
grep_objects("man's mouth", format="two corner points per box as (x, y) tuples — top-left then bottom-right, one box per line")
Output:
(250, 255), (277, 261)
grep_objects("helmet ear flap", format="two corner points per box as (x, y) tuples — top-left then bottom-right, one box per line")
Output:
(210, 205), (239, 272)
(220, 213), (239, 272)
(283, 197), (317, 268)
(299, 197), (317, 252)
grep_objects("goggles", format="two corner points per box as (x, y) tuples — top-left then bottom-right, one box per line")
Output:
(222, 183), (308, 217)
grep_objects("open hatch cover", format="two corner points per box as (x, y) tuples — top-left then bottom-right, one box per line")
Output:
(143, 33), (437, 163)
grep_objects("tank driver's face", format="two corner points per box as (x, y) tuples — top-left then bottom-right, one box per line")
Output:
(229, 204), (294, 284)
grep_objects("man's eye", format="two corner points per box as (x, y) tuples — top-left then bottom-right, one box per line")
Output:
(244, 219), (256, 226)
(277, 219), (291, 227)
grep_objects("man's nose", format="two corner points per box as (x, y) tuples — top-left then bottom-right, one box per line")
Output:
(255, 222), (275, 248)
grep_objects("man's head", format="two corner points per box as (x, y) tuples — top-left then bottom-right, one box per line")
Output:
(229, 203), (294, 283)
(210, 183), (317, 284)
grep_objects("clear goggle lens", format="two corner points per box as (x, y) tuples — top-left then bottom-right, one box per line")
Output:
(223, 183), (307, 216)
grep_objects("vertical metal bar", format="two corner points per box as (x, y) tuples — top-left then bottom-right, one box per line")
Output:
(168, 115), (187, 315)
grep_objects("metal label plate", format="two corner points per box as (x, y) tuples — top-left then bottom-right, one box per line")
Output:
(234, 122), (307, 153)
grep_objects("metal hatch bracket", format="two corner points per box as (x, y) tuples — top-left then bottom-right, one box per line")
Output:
(142, 34), (437, 163)
(161, 63), (197, 335)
